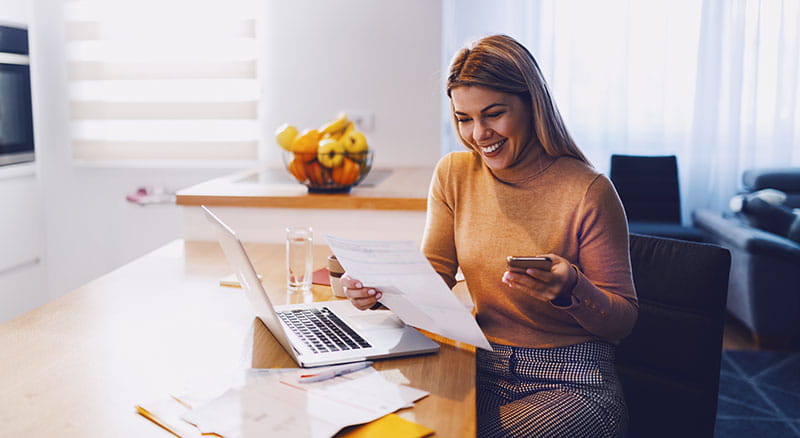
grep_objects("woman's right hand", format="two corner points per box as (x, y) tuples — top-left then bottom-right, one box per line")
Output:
(340, 273), (383, 311)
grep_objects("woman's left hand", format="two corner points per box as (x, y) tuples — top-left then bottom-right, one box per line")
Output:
(501, 253), (577, 303)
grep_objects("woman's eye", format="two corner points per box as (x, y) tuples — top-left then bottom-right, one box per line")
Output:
(456, 118), (472, 123)
(486, 112), (504, 118)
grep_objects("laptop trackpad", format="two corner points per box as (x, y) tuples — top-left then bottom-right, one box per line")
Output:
(348, 311), (405, 330)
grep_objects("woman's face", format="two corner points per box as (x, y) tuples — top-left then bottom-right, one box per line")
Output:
(450, 86), (534, 170)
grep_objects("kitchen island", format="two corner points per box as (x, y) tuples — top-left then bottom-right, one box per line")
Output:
(176, 166), (433, 243)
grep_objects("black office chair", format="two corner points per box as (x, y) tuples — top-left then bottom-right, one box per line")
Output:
(610, 154), (705, 241)
(616, 234), (731, 437)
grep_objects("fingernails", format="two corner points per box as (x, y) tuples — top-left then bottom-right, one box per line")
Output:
(368, 289), (375, 295)
(376, 292), (382, 299)
(355, 282), (363, 288)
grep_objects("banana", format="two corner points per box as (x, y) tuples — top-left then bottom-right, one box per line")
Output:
(275, 123), (298, 151)
(323, 121), (353, 141)
(319, 112), (349, 136)
(340, 121), (355, 138)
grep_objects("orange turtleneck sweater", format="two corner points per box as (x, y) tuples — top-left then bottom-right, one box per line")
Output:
(421, 149), (638, 348)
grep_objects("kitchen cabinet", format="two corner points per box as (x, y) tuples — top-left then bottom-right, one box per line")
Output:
(0, 165), (45, 323)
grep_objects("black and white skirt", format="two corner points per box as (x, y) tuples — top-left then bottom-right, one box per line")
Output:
(477, 341), (628, 438)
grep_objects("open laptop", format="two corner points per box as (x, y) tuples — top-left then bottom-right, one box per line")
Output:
(202, 205), (440, 368)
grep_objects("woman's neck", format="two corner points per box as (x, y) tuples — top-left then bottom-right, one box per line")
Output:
(488, 140), (556, 185)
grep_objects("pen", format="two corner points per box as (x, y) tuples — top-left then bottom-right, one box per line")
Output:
(297, 361), (373, 383)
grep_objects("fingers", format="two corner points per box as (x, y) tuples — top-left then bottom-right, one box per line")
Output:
(502, 253), (575, 302)
(503, 270), (558, 301)
(502, 258), (561, 301)
(340, 273), (383, 311)
(340, 273), (361, 289)
(347, 289), (381, 310)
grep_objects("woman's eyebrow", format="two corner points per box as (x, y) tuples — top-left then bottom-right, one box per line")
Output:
(454, 103), (508, 116)
(480, 103), (507, 112)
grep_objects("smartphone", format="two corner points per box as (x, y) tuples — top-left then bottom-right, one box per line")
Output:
(507, 256), (553, 272)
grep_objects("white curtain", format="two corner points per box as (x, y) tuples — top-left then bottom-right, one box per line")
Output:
(442, 0), (800, 222)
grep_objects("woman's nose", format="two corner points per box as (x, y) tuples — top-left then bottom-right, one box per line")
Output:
(473, 121), (492, 141)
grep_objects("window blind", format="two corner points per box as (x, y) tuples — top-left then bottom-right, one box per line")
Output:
(64, 0), (259, 162)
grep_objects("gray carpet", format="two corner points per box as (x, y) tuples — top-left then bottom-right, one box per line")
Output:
(715, 350), (800, 437)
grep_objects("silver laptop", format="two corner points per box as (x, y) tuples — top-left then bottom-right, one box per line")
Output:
(202, 206), (440, 368)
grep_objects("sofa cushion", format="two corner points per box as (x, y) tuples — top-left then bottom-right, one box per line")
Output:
(693, 209), (800, 262)
(743, 168), (800, 208)
(737, 197), (800, 245)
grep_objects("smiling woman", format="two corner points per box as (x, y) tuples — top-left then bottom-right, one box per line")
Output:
(431, 35), (638, 438)
(336, 34), (639, 438)
(63, 0), (259, 163)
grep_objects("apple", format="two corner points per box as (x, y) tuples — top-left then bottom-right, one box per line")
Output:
(317, 138), (345, 168)
(341, 130), (368, 156)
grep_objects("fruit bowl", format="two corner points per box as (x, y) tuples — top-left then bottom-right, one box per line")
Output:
(282, 150), (373, 193)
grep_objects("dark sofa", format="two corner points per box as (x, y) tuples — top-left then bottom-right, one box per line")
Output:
(692, 168), (800, 346)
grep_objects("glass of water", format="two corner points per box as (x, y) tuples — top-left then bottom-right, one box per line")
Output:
(286, 226), (313, 293)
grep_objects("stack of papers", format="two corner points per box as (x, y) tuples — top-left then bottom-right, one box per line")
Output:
(137, 367), (431, 438)
(325, 235), (491, 350)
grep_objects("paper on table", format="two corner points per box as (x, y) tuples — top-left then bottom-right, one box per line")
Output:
(182, 367), (429, 438)
(324, 235), (492, 350)
(136, 398), (202, 438)
(137, 369), (298, 438)
(219, 272), (262, 288)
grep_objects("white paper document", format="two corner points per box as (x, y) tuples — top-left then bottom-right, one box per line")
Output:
(325, 235), (492, 350)
(181, 367), (428, 438)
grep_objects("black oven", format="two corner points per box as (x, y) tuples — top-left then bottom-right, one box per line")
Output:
(0, 25), (34, 166)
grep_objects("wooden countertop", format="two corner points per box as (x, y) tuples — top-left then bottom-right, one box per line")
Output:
(0, 240), (475, 437)
(176, 166), (433, 211)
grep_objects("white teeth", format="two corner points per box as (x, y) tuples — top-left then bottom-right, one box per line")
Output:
(481, 139), (505, 153)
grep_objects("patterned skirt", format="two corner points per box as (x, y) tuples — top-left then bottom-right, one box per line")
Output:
(476, 341), (628, 438)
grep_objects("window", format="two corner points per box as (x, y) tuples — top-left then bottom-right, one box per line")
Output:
(64, 0), (259, 163)
(442, 0), (800, 216)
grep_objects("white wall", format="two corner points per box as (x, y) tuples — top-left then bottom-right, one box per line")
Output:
(10, 0), (446, 315)
(0, 0), (27, 25)
(259, 0), (443, 168)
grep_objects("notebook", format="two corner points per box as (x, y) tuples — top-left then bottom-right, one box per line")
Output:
(202, 205), (440, 368)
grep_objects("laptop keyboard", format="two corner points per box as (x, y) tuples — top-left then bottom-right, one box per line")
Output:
(278, 307), (372, 354)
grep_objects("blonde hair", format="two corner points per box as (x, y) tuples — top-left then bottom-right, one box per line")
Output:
(447, 34), (590, 165)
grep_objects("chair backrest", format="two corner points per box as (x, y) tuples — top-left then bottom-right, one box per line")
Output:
(616, 234), (731, 438)
(610, 154), (682, 223)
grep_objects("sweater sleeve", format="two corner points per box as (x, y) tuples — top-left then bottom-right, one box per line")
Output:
(421, 154), (459, 289)
(556, 175), (639, 342)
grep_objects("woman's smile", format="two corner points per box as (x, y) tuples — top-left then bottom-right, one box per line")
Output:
(479, 138), (506, 156)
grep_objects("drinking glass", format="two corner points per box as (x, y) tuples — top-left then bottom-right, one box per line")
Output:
(286, 226), (313, 293)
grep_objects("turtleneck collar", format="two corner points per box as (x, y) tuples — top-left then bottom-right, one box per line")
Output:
(485, 140), (557, 185)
